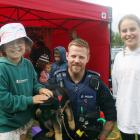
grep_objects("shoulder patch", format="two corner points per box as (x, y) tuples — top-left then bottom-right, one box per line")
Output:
(87, 70), (100, 91)
(87, 70), (100, 77)
(54, 68), (67, 76)
(54, 69), (67, 87)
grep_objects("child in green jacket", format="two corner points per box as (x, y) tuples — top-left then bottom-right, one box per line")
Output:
(0, 23), (53, 140)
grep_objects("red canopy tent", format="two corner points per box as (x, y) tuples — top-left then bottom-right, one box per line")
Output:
(0, 0), (112, 86)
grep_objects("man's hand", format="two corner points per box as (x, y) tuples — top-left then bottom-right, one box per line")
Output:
(98, 121), (115, 140)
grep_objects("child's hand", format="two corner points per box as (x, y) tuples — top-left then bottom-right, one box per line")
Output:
(32, 88), (53, 104)
(33, 94), (52, 104)
(39, 88), (53, 98)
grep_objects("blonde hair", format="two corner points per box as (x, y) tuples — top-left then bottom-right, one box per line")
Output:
(68, 38), (90, 52)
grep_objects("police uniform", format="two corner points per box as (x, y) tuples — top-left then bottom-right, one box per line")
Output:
(47, 68), (116, 140)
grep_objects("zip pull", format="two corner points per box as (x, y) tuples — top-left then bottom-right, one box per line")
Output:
(79, 106), (84, 123)
(55, 89), (62, 103)
(80, 106), (84, 114)
(57, 95), (62, 103)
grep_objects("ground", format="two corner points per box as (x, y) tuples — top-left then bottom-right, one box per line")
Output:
(28, 121), (122, 140)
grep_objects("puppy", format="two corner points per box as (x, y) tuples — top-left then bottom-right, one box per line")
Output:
(36, 87), (75, 140)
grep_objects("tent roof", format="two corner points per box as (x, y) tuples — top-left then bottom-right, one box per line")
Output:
(0, 0), (112, 27)
(0, 0), (112, 85)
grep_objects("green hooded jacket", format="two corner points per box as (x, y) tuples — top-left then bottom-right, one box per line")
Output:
(0, 57), (44, 132)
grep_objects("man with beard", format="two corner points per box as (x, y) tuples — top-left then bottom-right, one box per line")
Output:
(44, 38), (116, 140)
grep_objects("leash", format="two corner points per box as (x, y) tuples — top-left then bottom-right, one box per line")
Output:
(56, 99), (74, 140)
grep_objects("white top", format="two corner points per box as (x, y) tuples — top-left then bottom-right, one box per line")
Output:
(112, 47), (140, 134)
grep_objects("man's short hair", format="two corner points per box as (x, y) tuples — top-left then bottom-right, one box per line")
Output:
(68, 38), (89, 51)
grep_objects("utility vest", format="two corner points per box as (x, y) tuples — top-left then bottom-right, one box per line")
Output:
(54, 69), (101, 127)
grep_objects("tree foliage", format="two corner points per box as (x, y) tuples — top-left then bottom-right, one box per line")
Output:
(111, 31), (124, 48)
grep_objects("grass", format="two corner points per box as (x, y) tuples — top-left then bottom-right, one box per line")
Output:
(107, 126), (138, 140)
(107, 124), (121, 140)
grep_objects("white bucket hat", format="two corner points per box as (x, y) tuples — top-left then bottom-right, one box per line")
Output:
(0, 23), (33, 46)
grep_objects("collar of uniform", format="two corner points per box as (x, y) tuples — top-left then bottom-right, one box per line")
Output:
(66, 69), (87, 84)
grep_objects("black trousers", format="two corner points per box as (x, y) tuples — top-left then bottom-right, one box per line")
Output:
(120, 131), (140, 140)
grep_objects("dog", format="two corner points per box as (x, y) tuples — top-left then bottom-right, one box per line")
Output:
(36, 87), (75, 140)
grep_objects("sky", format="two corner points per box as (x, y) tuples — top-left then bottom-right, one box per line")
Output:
(82, 0), (140, 32)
